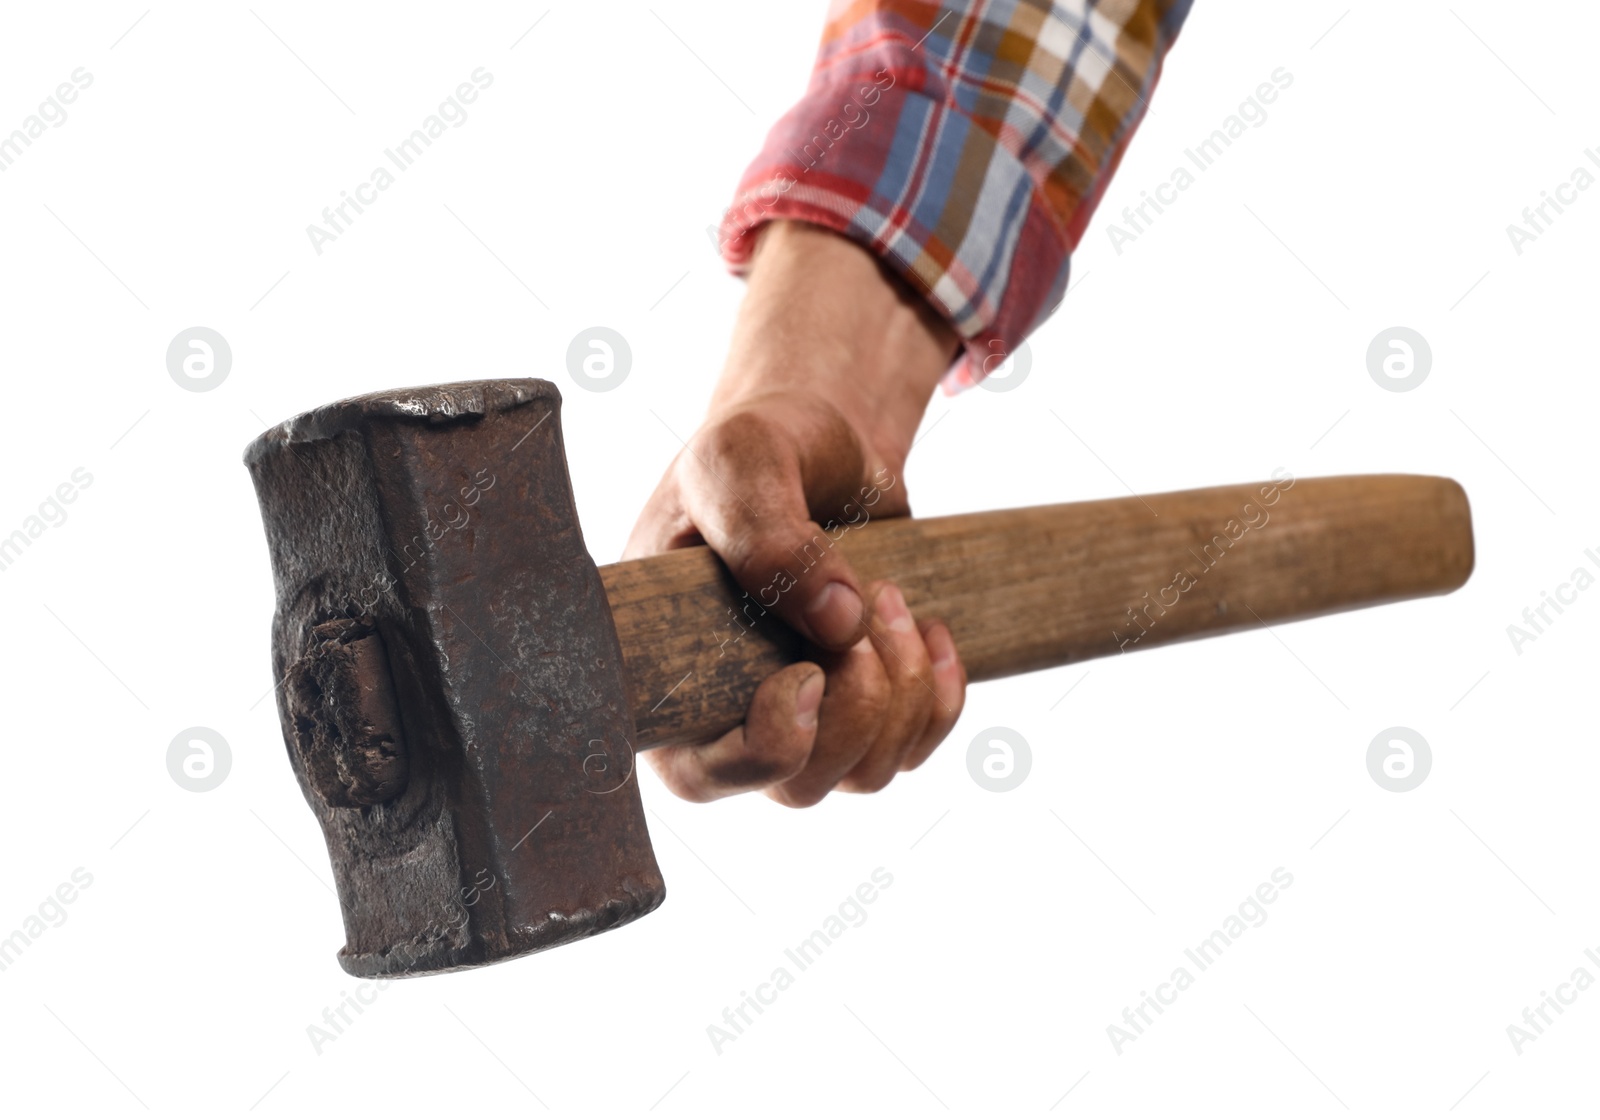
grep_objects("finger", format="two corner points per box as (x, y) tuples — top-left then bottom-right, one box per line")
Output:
(623, 465), (699, 559)
(678, 411), (871, 649)
(767, 636), (889, 807)
(900, 619), (967, 772)
(839, 583), (937, 793)
(647, 663), (824, 802)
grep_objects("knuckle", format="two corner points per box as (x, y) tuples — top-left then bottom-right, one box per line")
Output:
(887, 641), (932, 689)
(870, 616), (930, 685)
(732, 526), (823, 591)
(839, 767), (895, 794)
(848, 652), (893, 710)
(692, 414), (795, 490)
(945, 677), (968, 719)
(723, 715), (813, 785)
(838, 697), (891, 752)
(706, 745), (803, 790)
(902, 709), (958, 772)
(765, 728), (814, 777)
(645, 751), (715, 803)
(900, 749), (936, 773)
(768, 781), (828, 809)
(922, 713), (958, 752)
(692, 411), (773, 463)
(708, 761), (779, 791)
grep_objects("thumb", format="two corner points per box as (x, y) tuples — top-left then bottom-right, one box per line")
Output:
(678, 410), (872, 650)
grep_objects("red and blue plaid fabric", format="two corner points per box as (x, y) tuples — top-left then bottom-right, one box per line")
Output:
(718, 0), (1193, 389)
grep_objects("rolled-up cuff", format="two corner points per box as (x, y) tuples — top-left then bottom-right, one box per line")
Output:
(716, 75), (1072, 393)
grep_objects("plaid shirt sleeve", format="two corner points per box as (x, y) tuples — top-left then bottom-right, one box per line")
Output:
(717, 0), (1194, 390)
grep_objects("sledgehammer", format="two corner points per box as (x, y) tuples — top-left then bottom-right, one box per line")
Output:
(244, 378), (1473, 976)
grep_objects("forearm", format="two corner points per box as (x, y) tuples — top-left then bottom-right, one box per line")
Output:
(717, 0), (1193, 388)
(711, 220), (959, 474)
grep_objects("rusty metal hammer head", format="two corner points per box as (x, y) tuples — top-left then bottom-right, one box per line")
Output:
(245, 378), (662, 977)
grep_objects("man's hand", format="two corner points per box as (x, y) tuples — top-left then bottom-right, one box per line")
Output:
(625, 221), (968, 805)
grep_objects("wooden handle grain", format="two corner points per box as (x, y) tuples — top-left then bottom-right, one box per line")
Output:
(600, 474), (1474, 749)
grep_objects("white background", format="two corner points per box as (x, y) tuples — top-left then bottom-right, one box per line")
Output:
(0, 2), (1595, 1116)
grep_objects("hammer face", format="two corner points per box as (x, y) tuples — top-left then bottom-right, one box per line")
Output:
(247, 379), (664, 976)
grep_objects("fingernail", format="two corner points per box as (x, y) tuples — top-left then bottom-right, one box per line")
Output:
(927, 623), (958, 671)
(795, 671), (824, 730)
(875, 584), (915, 633)
(804, 581), (863, 646)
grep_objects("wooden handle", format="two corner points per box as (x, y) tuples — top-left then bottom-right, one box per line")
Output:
(600, 474), (1474, 749)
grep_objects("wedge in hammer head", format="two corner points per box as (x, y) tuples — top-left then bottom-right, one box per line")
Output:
(245, 379), (661, 977)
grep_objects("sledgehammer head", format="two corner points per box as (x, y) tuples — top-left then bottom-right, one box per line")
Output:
(244, 379), (663, 977)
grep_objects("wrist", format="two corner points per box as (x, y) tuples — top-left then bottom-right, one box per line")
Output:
(711, 221), (959, 470)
